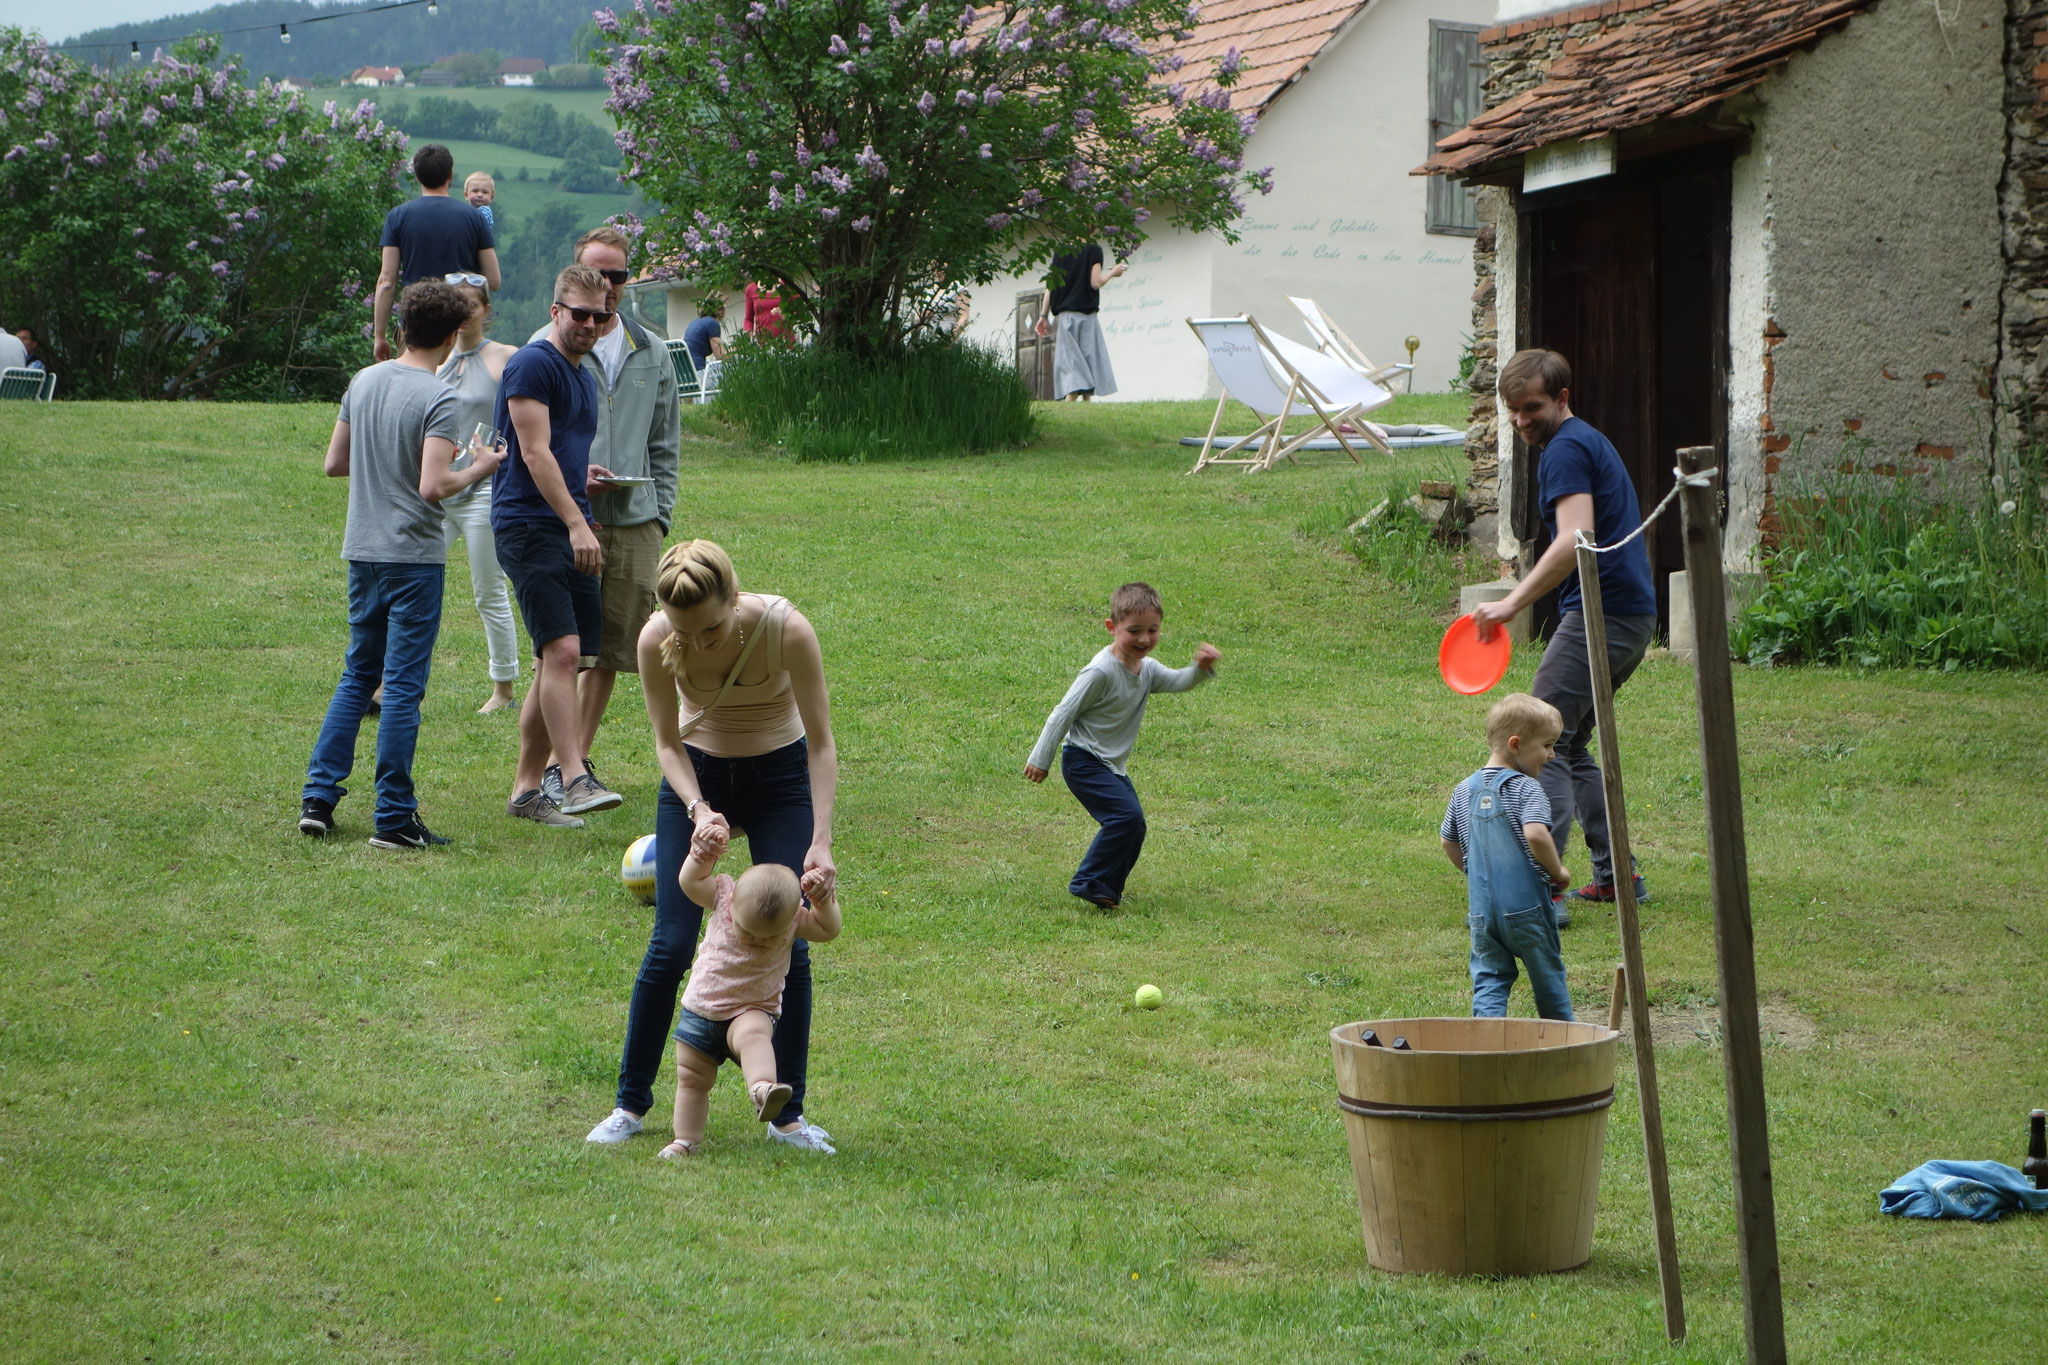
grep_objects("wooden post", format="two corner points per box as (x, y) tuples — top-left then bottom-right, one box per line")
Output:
(1575, 541), (1686, 1342)
(1676, 444), (1787, 1364)
(1607, 964), (1628, 1034)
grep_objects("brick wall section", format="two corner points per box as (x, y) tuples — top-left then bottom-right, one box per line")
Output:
(2002, 0), (2048, 429)
(1458, 1), (1680, 515)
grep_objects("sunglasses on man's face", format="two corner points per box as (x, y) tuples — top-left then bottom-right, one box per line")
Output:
(553, 302), (616, 324)
(596, 268), (631, 286)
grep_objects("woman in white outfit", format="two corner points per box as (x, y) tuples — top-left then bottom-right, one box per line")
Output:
(436, 275), (523, 713)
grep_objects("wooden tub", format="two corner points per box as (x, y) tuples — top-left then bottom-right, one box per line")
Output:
(1331, 1017), (1617, 1275)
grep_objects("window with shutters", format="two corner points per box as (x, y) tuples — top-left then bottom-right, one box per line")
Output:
(1426, 21), (1484, 236)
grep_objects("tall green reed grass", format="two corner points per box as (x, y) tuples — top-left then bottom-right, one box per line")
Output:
(1302, 462), (1476, 610)
(712, 335), (1035, 461)
(1733, 429), (2048, 671)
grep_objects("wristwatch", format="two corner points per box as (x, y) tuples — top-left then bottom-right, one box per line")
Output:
(686, 797), (707, 818)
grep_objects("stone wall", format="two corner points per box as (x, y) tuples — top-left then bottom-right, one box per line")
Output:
(1454, 0), (2021, 575)
(1456, 0), (1675, 553)
(2001, 0), (2048, 430)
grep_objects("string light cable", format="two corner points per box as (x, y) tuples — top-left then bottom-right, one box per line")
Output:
(54, 0), (444, 64)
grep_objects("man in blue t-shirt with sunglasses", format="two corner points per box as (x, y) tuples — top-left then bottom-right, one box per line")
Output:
(491, 263), (625, 830)
(1472, 348), (1656, 922)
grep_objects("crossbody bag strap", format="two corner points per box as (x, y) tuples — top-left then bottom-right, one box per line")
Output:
(675, 597), (774, 738)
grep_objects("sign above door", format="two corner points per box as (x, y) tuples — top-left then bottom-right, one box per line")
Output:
(1523, 136), (1617, 193)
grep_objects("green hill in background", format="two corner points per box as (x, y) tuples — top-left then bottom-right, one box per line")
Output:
(332, 85), (649, 344)
(58, 0), (590, 83)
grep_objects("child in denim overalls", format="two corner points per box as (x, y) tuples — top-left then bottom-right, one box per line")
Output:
(1440, 694), (1575, 1020)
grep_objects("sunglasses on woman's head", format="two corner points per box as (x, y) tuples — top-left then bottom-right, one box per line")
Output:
(444, 272), (488, 288)
(554, 302), (616, 324)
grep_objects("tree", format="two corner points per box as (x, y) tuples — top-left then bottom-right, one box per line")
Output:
(0, 29), (409, 399)
(601, 0), (1268, 353)
(436, 50), (502, 87)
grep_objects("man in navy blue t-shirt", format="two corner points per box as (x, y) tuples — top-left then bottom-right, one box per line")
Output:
(490, 263), (622, 829)
(371, 144), (500, 361)
(1472, 349), (1656, 917)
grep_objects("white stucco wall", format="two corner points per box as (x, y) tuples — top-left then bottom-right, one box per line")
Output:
(962, 0), (1495, 400)
(1731, 0), (2006, 492)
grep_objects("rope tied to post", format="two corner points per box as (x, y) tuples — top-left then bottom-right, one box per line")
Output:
(1571, 465), (1720, 555)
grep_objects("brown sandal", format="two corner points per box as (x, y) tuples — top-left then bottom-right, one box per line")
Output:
(750, 1080), (793, 1122)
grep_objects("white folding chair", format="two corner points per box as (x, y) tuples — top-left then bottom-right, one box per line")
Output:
(1262, 329), (1396, 452)
(1287, 296), (1413, 391)
(1185, 317), (1392, 474)
(1, 367), (48, 401)
(698, 357), (722, 399)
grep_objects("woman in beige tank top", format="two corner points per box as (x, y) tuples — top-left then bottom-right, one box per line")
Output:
(584, 539), (841, 1153)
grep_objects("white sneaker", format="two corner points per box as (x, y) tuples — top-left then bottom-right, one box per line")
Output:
(766, 1117), (836, 1154)
(585, 1108), (643, 1144)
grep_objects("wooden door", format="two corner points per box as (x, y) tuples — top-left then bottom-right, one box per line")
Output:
(1014, 291), (1056, 400)
(1524, 155), (1728, 632)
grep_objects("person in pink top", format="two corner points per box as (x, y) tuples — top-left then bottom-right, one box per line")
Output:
(658, 819), (841, 1161)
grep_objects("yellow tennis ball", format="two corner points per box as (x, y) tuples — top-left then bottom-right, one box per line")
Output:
(1134, 984), (1163, 1010)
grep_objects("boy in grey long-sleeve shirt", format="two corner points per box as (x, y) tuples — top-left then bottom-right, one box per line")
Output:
(1024, 582), (1219, 908)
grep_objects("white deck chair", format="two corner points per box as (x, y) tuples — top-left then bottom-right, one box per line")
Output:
(1288, 296), (1413, 391)
(1262, 330), (1396, 453)
(1185, 317), (1393, 474)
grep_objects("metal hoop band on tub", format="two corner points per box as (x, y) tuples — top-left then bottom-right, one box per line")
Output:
(1336, 1087), (1615, 1123)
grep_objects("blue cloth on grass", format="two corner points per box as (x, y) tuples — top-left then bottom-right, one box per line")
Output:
(1878, 1161), (2048, 1221)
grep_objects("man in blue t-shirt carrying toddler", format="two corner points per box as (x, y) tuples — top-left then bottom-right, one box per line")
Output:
(1441, 693), (1574, 1020)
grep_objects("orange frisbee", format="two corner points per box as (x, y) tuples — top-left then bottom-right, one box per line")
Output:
(1439, 614), (1512, 695)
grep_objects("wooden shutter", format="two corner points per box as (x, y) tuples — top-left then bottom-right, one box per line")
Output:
(1427, 21), (1484, 236)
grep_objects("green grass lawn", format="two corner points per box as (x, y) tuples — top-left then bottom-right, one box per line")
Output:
(0, 400), (2042, 1361)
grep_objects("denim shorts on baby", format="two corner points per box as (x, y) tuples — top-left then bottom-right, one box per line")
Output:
(672, 1004), (777, 1063)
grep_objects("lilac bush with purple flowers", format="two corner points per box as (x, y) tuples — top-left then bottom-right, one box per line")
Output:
(0, 30), (408, 399)
(601, 0), (1268, 352)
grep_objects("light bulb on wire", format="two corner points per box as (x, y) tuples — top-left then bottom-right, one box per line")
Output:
(427, 0), (439, 13)
(130, 40), (141, 60)
(279, 23), (291, 44)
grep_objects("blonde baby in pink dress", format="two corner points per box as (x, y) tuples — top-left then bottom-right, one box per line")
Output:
(660, 820), (842, 1161)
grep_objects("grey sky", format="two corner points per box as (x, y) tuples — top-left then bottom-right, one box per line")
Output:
(2, 1), (275, 47)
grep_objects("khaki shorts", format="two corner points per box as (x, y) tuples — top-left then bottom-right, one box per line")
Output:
(595, 521), (664, 672)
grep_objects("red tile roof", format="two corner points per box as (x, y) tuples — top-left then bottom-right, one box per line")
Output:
(1418, 0), (1877, 177)
(966, 0), (1370, 116)
(1173, 0), (1372, 113)
(498, 57), (548, 75)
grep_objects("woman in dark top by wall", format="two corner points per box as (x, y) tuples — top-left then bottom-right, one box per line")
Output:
(1036, 242), (1126, 401)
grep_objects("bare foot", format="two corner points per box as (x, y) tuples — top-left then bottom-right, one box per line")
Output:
(478, 684), (516, 715)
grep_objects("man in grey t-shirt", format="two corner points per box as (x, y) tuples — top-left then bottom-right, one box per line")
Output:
(299, 282), (503, 849)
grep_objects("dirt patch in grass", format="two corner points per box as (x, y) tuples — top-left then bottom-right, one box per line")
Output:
(1620, 1000), (1818, 1050)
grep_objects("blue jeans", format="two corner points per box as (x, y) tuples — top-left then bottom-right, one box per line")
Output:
(614, 739), (814, 1123)
(1463, 767), (1574, 1020)
(1062, 745), (1146, 904)
(1530, 611), (1656, 886)
(1470, 904), (1574, 1020)
(303, 561), (445, 827)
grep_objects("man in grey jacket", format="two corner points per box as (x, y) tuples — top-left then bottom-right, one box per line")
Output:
(536, 225), (681, 801)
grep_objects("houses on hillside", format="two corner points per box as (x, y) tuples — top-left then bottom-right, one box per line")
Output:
(499, 57), (548, 86)
(349, 66), (404, 86)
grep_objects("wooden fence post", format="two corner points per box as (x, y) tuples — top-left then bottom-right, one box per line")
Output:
(1677, 444), (1788, 1364)
(1576, 541), (1685, 1342)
